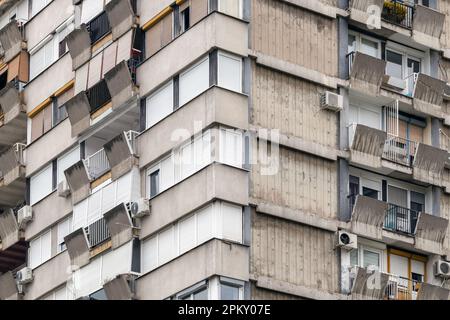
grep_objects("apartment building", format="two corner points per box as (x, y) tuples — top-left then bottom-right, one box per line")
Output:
(1, 0), (450, 301)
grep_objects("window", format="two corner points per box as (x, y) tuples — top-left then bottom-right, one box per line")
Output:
(348, 32), (381, 58)
(146, 80), (174, 129)
(56, 22), (74, 58)
(218, 0), (243, 18)
(218, 52), (242, 92)
(149, 169), (160, 198)
(29, 230), (52, 269)
(81, 0), (104, 24)
(349, 244), (383, 271)
(179, 57), (209, 106)
(386, 50), (403, 79)
(141, 201), (243, 273)
(57, 146), (80, 185)
(30, 38), (54, 79)
(219, 128), (243, 167)
(176, 282), (209, 300)
(388, 249), (426, 297)
(53, 85), (74, 126)
(30, 164), (53, 205)
(220, 283), (242, 300)
(57, 216), (73, 253)
(180, 7), (190, 33)
(31, 0), (52, 17)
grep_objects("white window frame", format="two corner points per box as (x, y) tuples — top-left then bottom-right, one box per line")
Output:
(28, 229), (52, 269)
(348, 31), (382, 59)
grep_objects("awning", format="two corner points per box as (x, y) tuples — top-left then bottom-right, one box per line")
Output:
(351, 267), (390, 300)
(66, 25), (92, 70)
(0, 208), (19, 250)
(349, 52), (386, 96)
(64, 228), (90, 269)
(103, 132), (137, 180)
(413, 143), (448, 186)
(103, 203), (134, 249)
(0, 20), (23, 63)
(65, 92), (91, 137)
(0, 271), (17, 300)
(104, 61), (135, 110)
(349, 124), (387, 168)
(417, 283), (450, 300)
(105, 0), (137, 41)
(64, 160), (91, 205)
(103, 273), (136, 300)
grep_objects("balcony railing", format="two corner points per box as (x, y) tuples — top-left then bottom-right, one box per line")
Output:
(87, 79), (111, 113)
(86, 217), (110, 248)
(125, 130), (139, 155)
(84, 148), (110, 180)
(0, 143), (25, 179)
(382, 0), (414, 29)
(86, 11), (111, 44)
(383, 135), (418, 166)
(384, 203), (420, 236)
(386, 274), (421, 300)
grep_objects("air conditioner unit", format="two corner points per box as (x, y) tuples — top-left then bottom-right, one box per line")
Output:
(16, 267), (33, 285)
(337, 230), (357, 250)
(57, 179), (71, 197)
(320, 91), (343, 112)
(434, 260), (450, 278)
(128, 198), (150, 218)
(17, 206), (33, 227)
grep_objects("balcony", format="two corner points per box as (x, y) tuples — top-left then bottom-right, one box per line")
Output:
(382, 135), (417, 167)
(347, 51), (387, 96)
(384, 203), (419, 236)
(0, 208), (27, 274)
(0, 82), (26, 148)
(84, 148), (110, 181)
(381, 0), (414, 29)
(0, 19), (26, 63)
(0, 143), (26, 207)
(86, 11), (111, 45)
(349, 195), (448, 253)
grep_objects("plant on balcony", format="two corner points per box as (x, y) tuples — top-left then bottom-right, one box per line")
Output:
(382, 1), (407, 24)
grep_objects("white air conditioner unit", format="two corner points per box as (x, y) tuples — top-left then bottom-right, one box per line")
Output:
(128, 198), (150, 218)
(17, 206), (33, 227)
(57, 179), (71, 197)
(320, 91), (343, 112)
(337, 230), (357, 250)
(434, 260), (450, 278)
(16, 267), (33, 285)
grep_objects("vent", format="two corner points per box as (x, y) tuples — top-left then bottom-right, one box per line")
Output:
(321, 91), (343, 112)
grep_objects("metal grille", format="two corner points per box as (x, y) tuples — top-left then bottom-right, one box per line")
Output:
(87, 11), (111, 44)
(383, 135), (418, 167)
(384, 203), (419, 236)
(86, 218), (110, 248)
(84, 148), (110, 180)
(87, 79), (111, 113)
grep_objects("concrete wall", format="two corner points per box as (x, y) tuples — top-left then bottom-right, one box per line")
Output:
(138, 0), (173, 27)
(24, 251), (71, 300)
(25, 191), (73, 241)
(136, 239), (249, 300)
(137, 12), (249, 97)
(251, 212), (340, 295)
(138, 87), (249, 169)
(251, 0), (339, 77)
(252, 64), (339, 149)
(251, 145), (338, 220)
(140, 163), (249, 239)
(25, 0), (74, 50)
(25, 118), (78, 176)
(24, 53), (74, 113)
(250, 283), (303, 300)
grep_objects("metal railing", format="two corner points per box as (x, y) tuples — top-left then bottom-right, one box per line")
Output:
(125, 130), (139, 155)
(86, 11), (111, 44)
(84, 148), (110, 180)
(382, 0), (414, 29)
(384, 203), (420, 236)
(87, 79), (111, 113)
(86, 217), (110, 248)
(383, 135), (418, 166)
(0, 143), (25, 179)
(386, 274), (421, 300)
(128, 48), (143, 84)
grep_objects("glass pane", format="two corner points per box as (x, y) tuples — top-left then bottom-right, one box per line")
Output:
(348, 35), (356, 54)
(363, 250), (380, 269)
(361, 38), (378, 57)
(221, 284), (240, 300)
(350, 249), (358, 266)
(150, 170), (160, 198)
(362, 187), (378, 199)
(386, 50), (403, 79)
(193, 288), (208, 300)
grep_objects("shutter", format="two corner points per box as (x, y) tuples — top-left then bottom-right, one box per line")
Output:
(160, 155), (174, 192)
(145, 21), (162, 57)
(146, 80), (174, 128)
(102, 42), (118, 77)
(29, 237), (41, 269)
(179, 57), (209, 106)
(81, 0), (104, 24)
(220, 129), (242, 167)
(218, 52), (242, 92)
(43, 104), (52, 133)
(180, 141), (194, 179)
(101, 241), (132, 282)
(197, 204), (213, 243)
(41, 231), (52, 263)
(190, 0), (208, 25)
(7, 54), (20, 82)
(30, 164), (53, 205)
(116, 30), (133, 63)
(220, 202), (242, 243)
(72, 199), (88, 230)
(57, 218), (71, 249)
(31, 110), (44, 142)
(179, 214), (196, 254)
(87, 190), (102, 225)
(142, 236), (158, 272)
(87, 54), (103, 88)
(158, 226), (175, 265)
(116, 172), (132, 204)
(363, 249), (380, 269)
(57, 146), (80, 184)
(101, 180), (116, 213)
(161, 12), (173, 47)
(219, 0), (241, 18)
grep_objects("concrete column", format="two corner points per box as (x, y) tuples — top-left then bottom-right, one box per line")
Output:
(338, 17), (349, 80)
(430, 50), (440, 79)
(431, 117), (441, 148)
(432, 186), (441, 217)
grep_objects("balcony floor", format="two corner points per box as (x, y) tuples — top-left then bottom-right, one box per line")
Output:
(0, 240), (27, 273)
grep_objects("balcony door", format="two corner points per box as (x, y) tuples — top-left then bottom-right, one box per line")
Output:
(387, 186), (410, 233)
